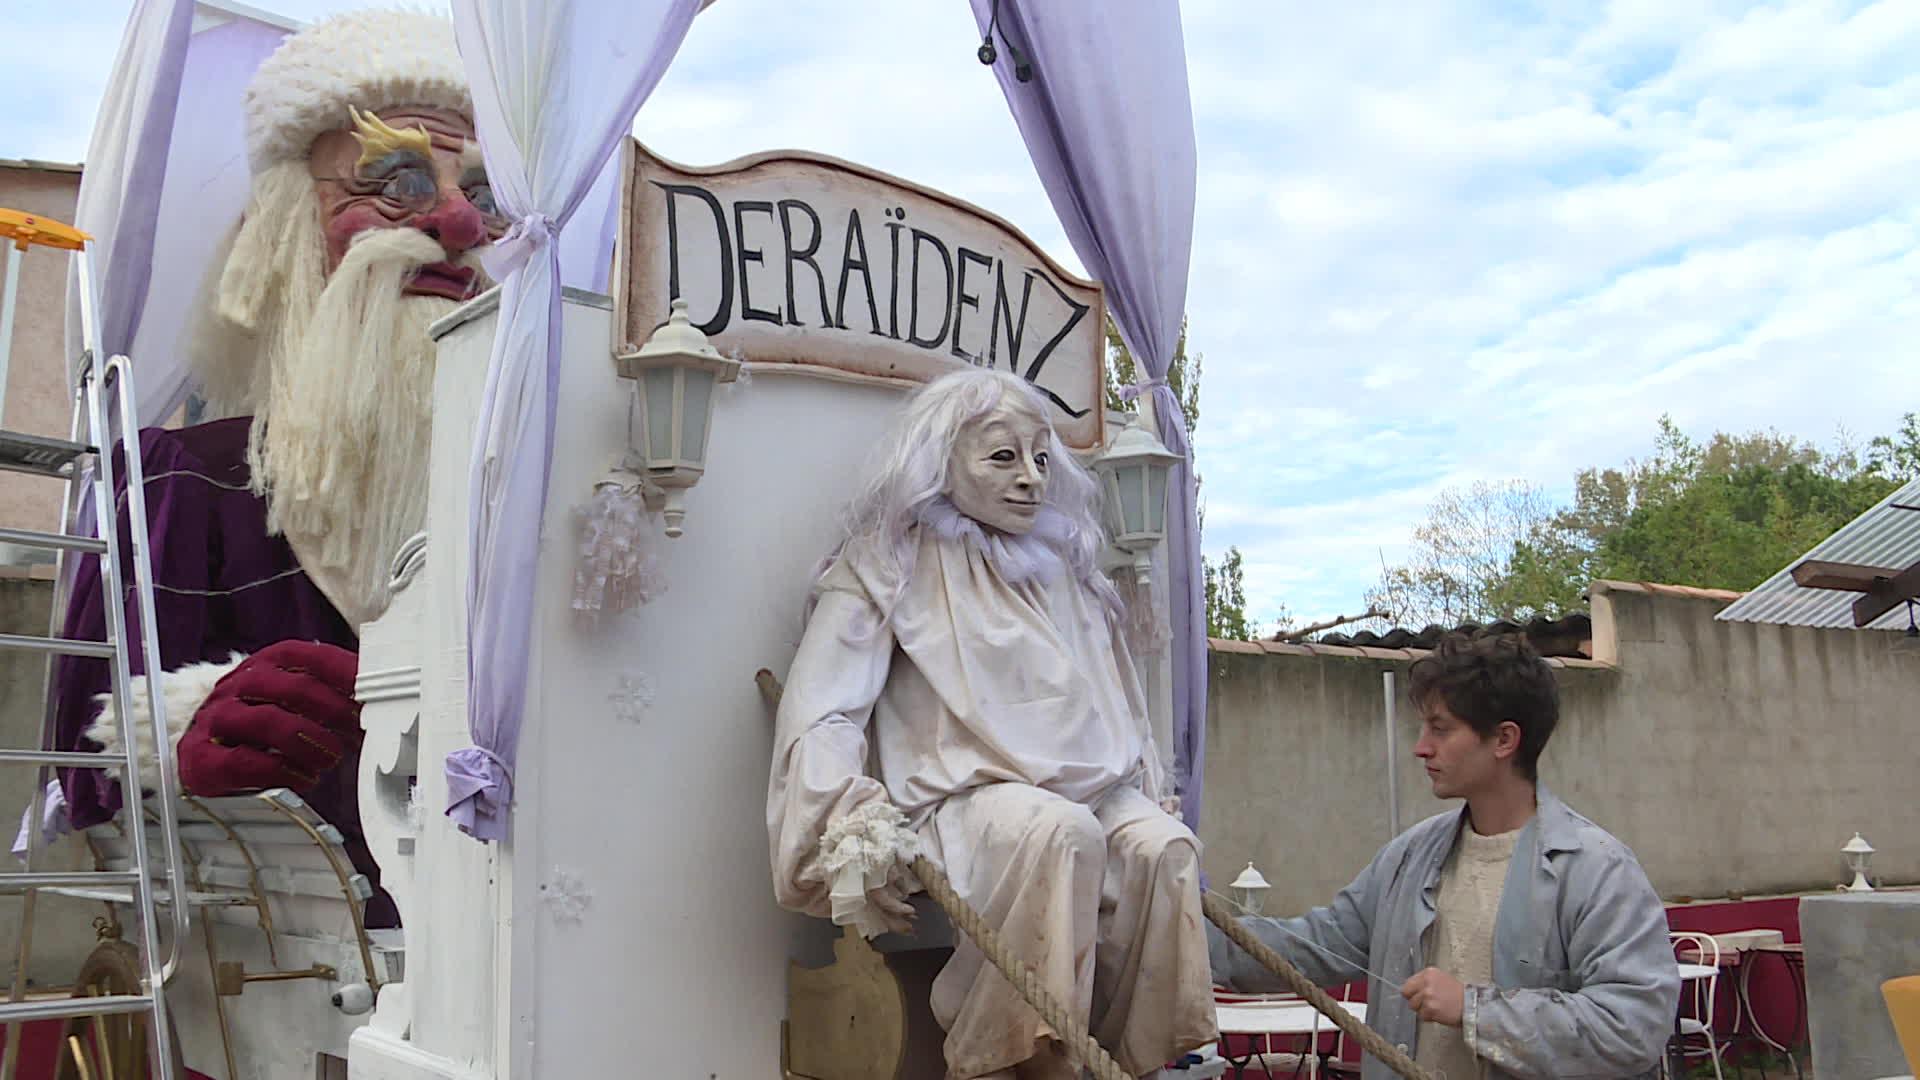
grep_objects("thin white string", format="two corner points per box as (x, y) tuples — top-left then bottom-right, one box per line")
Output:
(1205, 887), (1400, 987)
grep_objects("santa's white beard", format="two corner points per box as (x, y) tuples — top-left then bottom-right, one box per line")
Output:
(250, 228), (465, 625)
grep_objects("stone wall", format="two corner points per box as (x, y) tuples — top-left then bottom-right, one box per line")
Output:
(0, 162), (84, 544)
(1199, 581), (1920, 915)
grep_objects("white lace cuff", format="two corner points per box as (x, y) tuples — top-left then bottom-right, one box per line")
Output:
(817, 801), (918, 938)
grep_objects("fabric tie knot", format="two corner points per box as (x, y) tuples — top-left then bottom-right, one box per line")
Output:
(1118, 376), (1167, 403)
(481, 211), (557, 280)
(445, 745), (516, 840)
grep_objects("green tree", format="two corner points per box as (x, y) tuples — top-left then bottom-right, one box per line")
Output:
(1364, 480), (1556, 627)
(1104, 318), (1200, 433)
(1382, 416), (1906, 624)
(1204, 546), (1253, 640)
(1103, 317), (1254, 637)
(1868, 412), (1920, 482)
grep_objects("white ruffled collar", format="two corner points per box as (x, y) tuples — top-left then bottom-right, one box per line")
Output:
(916, 497), (1071, 587)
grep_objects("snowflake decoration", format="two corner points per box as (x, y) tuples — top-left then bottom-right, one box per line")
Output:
(542, 866), (591, 926)
(609, 672), (656, 724)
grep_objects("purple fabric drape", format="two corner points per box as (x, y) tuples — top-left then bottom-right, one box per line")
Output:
(67, 1), (290, 427)
(448, 0), (700, 841)
(968, 0), (1207, 830)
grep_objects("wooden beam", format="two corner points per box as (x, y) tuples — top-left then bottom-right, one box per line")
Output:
(1852, 559), (1920, 627)
(1791, 559), (1902, 592)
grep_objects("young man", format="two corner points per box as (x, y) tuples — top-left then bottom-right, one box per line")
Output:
(1208, 632), (1679, 1079)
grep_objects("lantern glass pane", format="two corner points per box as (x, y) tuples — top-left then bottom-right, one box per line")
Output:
(681, 368), (716, 464)
(1117, 464), (1146, 534)
(1147, 461), (1169, 532)
(644, 367), (677, 463)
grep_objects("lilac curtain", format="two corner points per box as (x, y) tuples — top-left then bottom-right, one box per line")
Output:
(66, 1), (292, 428)
(447, 0), (700, 841)
(967, 0), (1207, 830)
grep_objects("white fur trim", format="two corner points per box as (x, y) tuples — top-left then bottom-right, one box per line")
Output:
(245, 10), (471, 174)
(84, 655), (248, 791)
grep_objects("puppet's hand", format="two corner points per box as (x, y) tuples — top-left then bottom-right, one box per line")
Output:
(1159, 794), (1183, 817)
(866, 879), (917, 935)
(177, 641), (362, 796)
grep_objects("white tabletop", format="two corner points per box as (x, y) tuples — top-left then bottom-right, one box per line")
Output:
(1677, 962), (1719, 981)
(1216, 1000), (1367, 1037)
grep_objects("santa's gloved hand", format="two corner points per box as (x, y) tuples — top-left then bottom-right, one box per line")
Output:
(176, 641), (362, 796)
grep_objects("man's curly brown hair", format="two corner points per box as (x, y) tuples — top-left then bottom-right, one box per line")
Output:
(1408, 631), (1559, 781)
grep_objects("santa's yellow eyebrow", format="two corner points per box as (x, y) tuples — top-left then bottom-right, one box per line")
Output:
(348, 105), (434, 169)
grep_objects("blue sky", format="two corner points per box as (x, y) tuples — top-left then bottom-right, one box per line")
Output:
(6, 1), (1918, 630)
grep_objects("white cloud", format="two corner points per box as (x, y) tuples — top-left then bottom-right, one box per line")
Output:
(3, 0), (1914, 632)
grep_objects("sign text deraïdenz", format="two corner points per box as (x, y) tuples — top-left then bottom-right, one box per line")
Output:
(655, 182), (1091, 416)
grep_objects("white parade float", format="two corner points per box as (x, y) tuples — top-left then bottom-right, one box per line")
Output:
(11, 2), (1219, 1077)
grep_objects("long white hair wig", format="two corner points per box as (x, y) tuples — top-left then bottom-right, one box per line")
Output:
(827, 367), (1118, 620)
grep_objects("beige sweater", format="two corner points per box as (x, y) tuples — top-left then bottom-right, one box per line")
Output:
(1416, 823), (1522, 1080)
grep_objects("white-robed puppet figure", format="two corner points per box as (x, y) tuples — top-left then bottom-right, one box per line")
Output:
(768, 369), (1217, 1080)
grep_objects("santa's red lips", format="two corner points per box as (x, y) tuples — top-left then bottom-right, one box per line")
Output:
(404, 261), (478, 300)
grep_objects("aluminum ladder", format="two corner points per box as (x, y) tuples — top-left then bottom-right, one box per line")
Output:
(0, 207), (189, 1079)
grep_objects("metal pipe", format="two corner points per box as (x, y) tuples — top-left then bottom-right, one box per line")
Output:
(0, 243), (21, 424)
(1383, 670), (1401, 839)
(83, 367), (178, 1080)
(107, 355), (191, 989)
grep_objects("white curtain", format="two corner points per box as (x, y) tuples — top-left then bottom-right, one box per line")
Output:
(447, 0), (700, 841)
(66, 0), (291, 427)
(967, 0), (1207, 829)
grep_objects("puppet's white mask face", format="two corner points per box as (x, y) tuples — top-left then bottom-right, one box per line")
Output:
(947, 398), (1051, 535)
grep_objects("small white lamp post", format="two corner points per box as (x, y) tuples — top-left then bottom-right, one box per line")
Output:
(1843, 832), (1876, 892)
(616, 298), (741, 537)
(1230, 861), (1271, 915)
(1093, 412), (1181, 585)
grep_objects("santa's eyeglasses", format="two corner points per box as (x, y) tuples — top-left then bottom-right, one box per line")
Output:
(320, 169), (508, 231)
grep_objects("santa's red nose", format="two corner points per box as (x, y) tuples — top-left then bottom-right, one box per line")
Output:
(414, 190), (488, 257)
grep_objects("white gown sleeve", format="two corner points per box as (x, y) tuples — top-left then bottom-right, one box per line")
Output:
(766, 563), (901, 920)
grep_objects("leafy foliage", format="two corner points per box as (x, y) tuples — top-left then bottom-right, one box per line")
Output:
(1368, 416), (1907, 626)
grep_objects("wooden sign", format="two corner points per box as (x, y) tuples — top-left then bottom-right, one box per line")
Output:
(613, 141), (1107, 448)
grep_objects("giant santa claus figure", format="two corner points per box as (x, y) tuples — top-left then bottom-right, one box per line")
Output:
(52, 9), (497, 924)
(769, 368), (1218, 1080)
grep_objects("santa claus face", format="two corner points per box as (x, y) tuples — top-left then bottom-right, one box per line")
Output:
(307, 105), (504, 300)
(947, 397), (1052, 535)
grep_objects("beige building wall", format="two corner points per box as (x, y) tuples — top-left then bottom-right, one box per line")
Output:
(1200, 581), (1920, 915)
(0, 160), (84, 548)
(0, 164), (101, 983)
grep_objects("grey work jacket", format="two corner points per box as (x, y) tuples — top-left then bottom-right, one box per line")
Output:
(1209, 789), (1679, 1080)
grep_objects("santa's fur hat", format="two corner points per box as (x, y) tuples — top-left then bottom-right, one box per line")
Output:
(244, 9), (472, 174)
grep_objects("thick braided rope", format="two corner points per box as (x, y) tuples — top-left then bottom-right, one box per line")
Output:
(910, 854), (1133, 1080)
(1201, 892), (1435, 1080)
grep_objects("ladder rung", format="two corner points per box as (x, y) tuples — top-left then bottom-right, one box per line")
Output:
(0, 748), (125, 769)
(0, 994), (153, 1023)
(0, 632), (115, 658)
(0, 871), (140, 893)
(0, 525), (105, 554)
(0, 430), (93, 479)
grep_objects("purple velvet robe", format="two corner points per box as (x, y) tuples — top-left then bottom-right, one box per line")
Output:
(51, 417), (395, 926)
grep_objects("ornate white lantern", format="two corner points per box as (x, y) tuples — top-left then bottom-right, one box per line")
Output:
(1093, 413), (1181, 585)
(1230, 862), (1271, 915)
(1843, 832), (1876, 892)
(616, 298), (741, 537)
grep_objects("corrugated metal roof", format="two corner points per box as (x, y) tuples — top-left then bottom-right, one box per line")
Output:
(1716, 476), (1920, 631)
